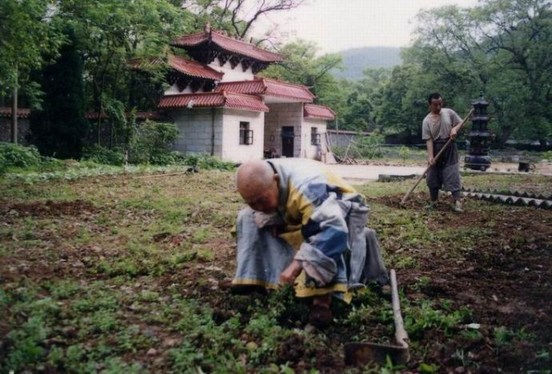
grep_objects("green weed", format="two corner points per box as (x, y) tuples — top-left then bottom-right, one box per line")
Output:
(494, 326), (535, 346)
(405, 300), (471, 338)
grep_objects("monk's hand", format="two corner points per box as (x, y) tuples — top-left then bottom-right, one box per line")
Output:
(427, 156), (435, 166)
(280, 260), (302, 284)
(450, 127), (458, 139)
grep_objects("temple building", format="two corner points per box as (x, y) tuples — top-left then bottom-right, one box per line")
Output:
(156, 25), (335, 163)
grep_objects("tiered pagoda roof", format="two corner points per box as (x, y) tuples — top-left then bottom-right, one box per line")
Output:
(171, 27), (282, 73)
(168, 55), (223, 81)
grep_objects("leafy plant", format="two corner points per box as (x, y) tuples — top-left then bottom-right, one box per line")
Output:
(82, 144), (125, 166)
(0, 142), (41, 171)
(184, 153), (237, 170)
(405, 300), (471, 338)
(129, 121), (181, 165)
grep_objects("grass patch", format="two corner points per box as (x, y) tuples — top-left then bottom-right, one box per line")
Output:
(1, 165), (550, 372)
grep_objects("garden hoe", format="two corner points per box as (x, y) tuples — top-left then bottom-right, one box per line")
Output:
(344, 269), (410, 367)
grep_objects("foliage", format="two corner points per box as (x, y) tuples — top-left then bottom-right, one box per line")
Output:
(263, 39), (344, 104)
(128, 121), (181, 165)
(188, 0), (306, 41)
(82, 145), (125, 166)
(405, 0), (552, 147)
(0, 169), (550, 372)
(334, 133), (386, 160)
(340, 68), (391, 132)
(405, 300), (471, 339)
(0, 142), (42, 173)
(183, 153), (237, 170)
(0, 0), (64, 99)
(29, 28), (89, 159)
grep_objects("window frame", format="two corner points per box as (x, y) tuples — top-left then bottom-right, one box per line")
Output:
(239, 121), (254, 145)
(310, 127), (321, 145)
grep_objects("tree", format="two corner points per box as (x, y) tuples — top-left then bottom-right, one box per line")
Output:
(183, 0), (305, 40)
(263, 40), (343, 100)
(29, 29), (88, 159)
(55, 0), (193, 145)
(409, 0), (552, 147)
(0, 0), (63, 142)
(341, 68), (391, 132)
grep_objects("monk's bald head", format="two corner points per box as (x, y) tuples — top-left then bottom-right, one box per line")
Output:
(236, 160), (279, 213)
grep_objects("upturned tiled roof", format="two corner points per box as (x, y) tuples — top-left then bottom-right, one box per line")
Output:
(158, 92), (268, 112)
(171, 30), (283, 63)
(128, 55), (223, 81)
(168, 55), (223, 80)
(215, 78), (315, 102)
(304, 104), (336, 120)
(0, 107), (31, 119)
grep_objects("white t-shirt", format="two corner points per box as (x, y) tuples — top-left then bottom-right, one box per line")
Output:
(422, 108), (462, 141)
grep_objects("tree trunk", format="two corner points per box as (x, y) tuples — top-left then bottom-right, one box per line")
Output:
(11, 83), (18, 144)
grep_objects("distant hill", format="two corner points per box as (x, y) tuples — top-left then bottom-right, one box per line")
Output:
(333, 46), (402, 80)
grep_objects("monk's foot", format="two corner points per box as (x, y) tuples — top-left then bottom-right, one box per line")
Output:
(309, 294), (332, 328)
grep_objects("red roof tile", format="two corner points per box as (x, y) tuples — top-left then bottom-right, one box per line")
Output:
(128, 55), (223, 81)
(158, 92), (268, 112)
(171, 30), (283, 63)
(215, 78), (314, 102)
(0, 107), (30, 119)
(304, 104), (336, 120)
(168, 55), (223, 80)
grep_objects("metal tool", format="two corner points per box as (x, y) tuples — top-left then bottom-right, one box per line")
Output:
(344, 269), (410, 366)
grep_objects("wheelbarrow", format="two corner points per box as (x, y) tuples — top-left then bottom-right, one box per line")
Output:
(344, 269), (410, 366)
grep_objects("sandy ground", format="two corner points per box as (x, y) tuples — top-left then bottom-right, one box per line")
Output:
(326, 161), (552, 183)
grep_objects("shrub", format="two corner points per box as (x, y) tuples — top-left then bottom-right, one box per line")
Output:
(82, 145), (125, 166)
(0, 142), (42, 172)
(355, 133), (384, 159)
(129, 121), (180, 165)
(183, 153), (236, 170)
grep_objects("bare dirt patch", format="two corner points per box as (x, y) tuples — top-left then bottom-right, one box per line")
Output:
(367, 192), (552, 372)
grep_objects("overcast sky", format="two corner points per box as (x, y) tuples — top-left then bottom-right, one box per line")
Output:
(254, 0), (480, 53)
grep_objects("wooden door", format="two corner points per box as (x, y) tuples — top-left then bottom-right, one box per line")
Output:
(281, 126), (294, 157)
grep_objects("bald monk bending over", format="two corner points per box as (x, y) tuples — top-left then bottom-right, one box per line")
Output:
(232, 158), (388, 327)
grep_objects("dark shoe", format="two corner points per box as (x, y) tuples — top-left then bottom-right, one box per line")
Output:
(309, 304), (332, 328)
(425, 201), (437, 210)
(219, 280), (267, 295)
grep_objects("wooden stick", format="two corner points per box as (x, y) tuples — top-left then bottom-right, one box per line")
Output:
(390, 269), (409, 348)
(400, 108), (474, 205)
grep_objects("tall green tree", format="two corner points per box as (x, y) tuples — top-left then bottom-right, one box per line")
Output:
(55, 0), (193, 145)
(0, 0), (63, 142)
(408, 0), (552, 147)
(29, 29), (88, 159)
(263, 39), (344, 110)
(341, 68), (391, 132)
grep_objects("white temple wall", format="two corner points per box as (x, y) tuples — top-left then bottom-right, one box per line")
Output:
(301, 119), (328, 160)
(208, 60), (255, 82)
(220, 109), (264, 163)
